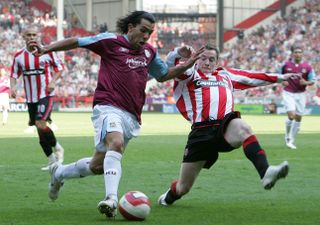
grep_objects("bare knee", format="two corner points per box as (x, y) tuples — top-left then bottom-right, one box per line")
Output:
(106, 133), (124, 153)
(225, 119), (253, 147)
(35, 120), (47, 130)
(239, 122), (253, 140)
(89, 164), (103, 174)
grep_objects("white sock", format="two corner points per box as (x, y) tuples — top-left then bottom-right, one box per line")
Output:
(55, 157), (94, 181)
(48, 153), (57, 164)
(285, 119), (293, 141)
(104, 151), (122, 202)
(54, 142), (62, 149)
(2, 109), (8, 124)
(289, 121), (301, 143)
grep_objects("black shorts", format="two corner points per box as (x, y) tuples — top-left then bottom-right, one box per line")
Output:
(183, 111), (241, 169)
(27, 96), (53, 126)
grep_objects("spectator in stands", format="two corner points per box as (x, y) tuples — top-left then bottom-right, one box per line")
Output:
(30, 10), (204, 219)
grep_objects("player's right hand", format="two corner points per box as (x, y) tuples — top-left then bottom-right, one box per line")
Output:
(183, 46), (205, 69)
(10, 89), (16, 99)
(178, 46), (195, 58)
(28, 40), (44, 56)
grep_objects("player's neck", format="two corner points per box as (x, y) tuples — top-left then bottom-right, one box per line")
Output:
(294, 59), (301, 64)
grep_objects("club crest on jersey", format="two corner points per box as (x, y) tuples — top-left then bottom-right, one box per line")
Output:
(193, 79), (228, 89)
(144, 49), (151, 58)
(126, 57), (147, 69)
(301, 68), (307, 73)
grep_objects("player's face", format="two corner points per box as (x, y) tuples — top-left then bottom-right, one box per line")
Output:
(127, 18), (155, 49)
(293, 49), (303, 63)
(198, 49), (218, 74)
(23, 29), (39, 50)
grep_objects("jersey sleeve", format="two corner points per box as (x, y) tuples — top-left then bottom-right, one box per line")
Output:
(78, 32), (117, 56)
(148, 52), (169, 79)
(10, 56), (21, 79)
(165, 48), (195, 81)
(225, 68), (280, 90)
(166, 47), (181, 67)
(307, 69), (316, 81)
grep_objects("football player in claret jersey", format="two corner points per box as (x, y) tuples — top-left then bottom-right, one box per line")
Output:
(29, 11), (203, 219)
(10, 26), (65, 171)
(158, 43), (299, 206)
(281, 46), (315, 149)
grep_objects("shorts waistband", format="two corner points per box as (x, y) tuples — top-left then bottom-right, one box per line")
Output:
(192, 120), (222, 129)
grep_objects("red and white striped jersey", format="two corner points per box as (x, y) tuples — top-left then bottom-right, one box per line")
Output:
(10, 48), (64, 103)
(167, 49), (283, 124)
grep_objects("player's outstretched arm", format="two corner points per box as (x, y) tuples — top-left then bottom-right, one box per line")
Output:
(158, 46), (204, 82)
(279, 73), (301, 81)
(30, 38), (79, 56)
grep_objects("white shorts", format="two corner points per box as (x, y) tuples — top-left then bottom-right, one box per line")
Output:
(91, 105), (141, 152)
(0, 93), (9, 109)
(282, 90), (306, 116)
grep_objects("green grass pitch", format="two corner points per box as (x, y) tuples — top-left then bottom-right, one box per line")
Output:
(0, 112), (319, 225)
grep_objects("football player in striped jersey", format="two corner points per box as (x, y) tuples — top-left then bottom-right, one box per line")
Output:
(10, 26), (65, 171)
(158, 43), (299, 206)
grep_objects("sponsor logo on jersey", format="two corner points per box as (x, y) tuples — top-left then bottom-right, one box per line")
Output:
(126, 57), (147, 69)
(193, 79), (229, 89)
(23, 69), (45, 76)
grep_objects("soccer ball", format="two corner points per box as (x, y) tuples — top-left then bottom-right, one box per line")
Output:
(119, 191), (151, 221)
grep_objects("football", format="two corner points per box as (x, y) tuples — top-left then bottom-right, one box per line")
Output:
(118, 191), (151, 221)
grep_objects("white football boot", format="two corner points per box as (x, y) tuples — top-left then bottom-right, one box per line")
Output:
(48, 162), (64, 201)
(158, 189), (170, 206)
(262, 161), (289, 190)
(286, 141), (297, 150)
(97, 198), (118, 219)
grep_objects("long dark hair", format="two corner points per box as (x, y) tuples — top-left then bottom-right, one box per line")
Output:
(116, 11), (155, 34)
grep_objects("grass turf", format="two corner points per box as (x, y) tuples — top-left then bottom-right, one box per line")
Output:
(0, 112), (319, 225)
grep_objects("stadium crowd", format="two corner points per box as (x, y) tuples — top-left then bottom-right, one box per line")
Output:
(0, 0), (319, 108)
(147, 0), (320, 105)
(0, 0), (99, 107)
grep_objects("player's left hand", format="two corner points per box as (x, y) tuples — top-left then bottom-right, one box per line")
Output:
(299, 78), (308, 86)
(46, 81), (55, 93)
(282, 73), (301, 80)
